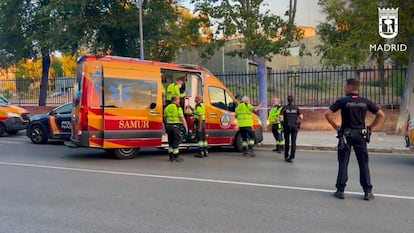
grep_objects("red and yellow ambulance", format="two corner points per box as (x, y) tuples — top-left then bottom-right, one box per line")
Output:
(67, 55), (263, 159)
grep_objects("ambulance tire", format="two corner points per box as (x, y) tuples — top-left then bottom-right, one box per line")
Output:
(113, 148), (140, 160)
(0, 123), (5, 137)
(30, 125), (48, 144)
(233, 133), (243, 152)
(6, 130), (19, 135)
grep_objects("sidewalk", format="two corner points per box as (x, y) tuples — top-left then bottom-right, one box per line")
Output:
(259, 131), (410, 154)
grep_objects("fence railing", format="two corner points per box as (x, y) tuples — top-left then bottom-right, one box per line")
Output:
(0, 67), (406, 107)
(215, 66), (407, 107)
(0, 77), (75, 105)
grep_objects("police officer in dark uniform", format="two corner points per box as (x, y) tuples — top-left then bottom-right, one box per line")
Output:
(325, 78), (384, 200)
(281, 95), (303, 162)
(164, 95), (188, 162)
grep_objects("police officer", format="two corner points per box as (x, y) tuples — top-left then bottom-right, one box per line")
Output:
(166, 78), (186, 103)
(235, 96), (260, 157)
(192, 95), (208, 158)
(164, 95), (188, 162)
(325, 78), (384, 200)
(281, 95), (303, 162)
(268, 97), (284, 153)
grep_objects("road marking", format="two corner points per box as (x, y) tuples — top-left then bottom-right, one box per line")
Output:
(0, 140), (26, 144)
(0, 161), (413, 201)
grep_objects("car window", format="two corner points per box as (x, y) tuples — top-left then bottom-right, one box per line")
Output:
(55, 104), (72, 114)
(0, 95), (10, 105)
(209, 86), (237, 112)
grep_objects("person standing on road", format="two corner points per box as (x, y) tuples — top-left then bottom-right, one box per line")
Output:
(191, 95), (208, 158)
(164, 95), (188, 162)
(325, 78), (385, 201)
(235, 96), (260, 157)
(267, 97), (284, 153)
(281, 95), (303, 162)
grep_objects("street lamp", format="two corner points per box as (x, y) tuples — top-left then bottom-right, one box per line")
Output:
(134, 0), (144, 60)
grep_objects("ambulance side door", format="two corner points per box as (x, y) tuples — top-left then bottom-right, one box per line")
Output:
(206, 86), (238, 145)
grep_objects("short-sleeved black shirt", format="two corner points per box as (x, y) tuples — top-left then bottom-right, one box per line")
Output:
(282, 103), (301, 127)
(329, 93), (379, 129)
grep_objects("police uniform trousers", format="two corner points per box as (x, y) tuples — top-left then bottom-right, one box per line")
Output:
(336, 130), (372, 193)
(239, 126), (255, 150)
(166, 123), (182, 158)
(283, 125), (298, 160)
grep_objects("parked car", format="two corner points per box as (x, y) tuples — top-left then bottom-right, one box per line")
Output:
(27, 103), (72, 144)
(0, 94), (30, 136)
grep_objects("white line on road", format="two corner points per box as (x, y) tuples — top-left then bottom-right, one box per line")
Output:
(0, 161), (413, 201)
(0, 141), (27, 144)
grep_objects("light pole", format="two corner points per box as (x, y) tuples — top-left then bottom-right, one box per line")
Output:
(135, 0), (144, 60)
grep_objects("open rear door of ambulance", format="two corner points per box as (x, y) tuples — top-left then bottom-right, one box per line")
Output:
(101, 63), (163, 159)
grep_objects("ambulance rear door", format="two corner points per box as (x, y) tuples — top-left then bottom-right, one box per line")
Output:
(100, 64), (163, 149)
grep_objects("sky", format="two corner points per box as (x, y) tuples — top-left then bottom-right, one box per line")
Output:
(181, 0), (325, 27)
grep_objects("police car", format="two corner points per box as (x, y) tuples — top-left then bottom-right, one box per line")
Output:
(27, 103), (72, 144)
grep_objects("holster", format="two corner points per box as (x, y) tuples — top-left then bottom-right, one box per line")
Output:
(337, 130), (349, 150)
(362, 127), (372, 143)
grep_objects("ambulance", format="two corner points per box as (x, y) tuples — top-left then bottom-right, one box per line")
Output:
(67, 55), (263, 159)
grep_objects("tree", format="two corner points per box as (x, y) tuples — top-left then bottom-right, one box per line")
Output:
(191, 0), (300, 125)
(1, 0), (209, 106)
(0, 1), (27, 69)
(317, 0), (414, 134)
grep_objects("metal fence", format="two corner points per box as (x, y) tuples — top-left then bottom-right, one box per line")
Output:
(0, 67), (407, 107)
(215, 66), (407, 107)
(0, 77), (75, 105)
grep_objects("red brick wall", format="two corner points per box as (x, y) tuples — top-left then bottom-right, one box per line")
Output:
(299, 108), (398, 133)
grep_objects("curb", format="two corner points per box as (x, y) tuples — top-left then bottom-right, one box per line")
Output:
(256, 143), (412, 154)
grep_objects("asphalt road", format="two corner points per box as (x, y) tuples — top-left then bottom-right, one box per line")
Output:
(0, 133), (413, 233)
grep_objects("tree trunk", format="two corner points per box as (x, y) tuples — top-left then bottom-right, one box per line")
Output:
(39, 53), (51, 106)
(395, 38), (414, 135)
(256, 56), (268, 128)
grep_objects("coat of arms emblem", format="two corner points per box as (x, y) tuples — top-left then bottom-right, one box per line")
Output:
(378, 8), (399, 39)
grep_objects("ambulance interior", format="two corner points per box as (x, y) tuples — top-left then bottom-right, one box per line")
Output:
(161, 70), (239, 143)
(161, 70), (202, 142)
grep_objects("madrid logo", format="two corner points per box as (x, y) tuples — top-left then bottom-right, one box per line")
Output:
(378, 7), (398, 39)
(370, 7), (406, 52)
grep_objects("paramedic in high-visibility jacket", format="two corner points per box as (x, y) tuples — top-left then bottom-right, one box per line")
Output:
(268, 97), (284, 153)
(192, 95), (208, 158)
(164, 95), (188, 162)
(235, 96), (260, 157)
(166, 78), (186, 103)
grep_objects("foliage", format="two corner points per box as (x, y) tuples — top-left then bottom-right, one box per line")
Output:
(316, 0), (413, 66)
(191, 0), (301, 60)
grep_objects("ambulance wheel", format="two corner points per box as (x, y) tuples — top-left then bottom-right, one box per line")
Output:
(233, 133), (243, 152)
(30, 125), (48, 144)
(113, 148), (140, 159)
(0, 124), (5, 137)
(6, 130), (19, 135)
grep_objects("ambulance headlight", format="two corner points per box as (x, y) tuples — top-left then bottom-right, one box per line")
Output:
(7, 112), (19, 118)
